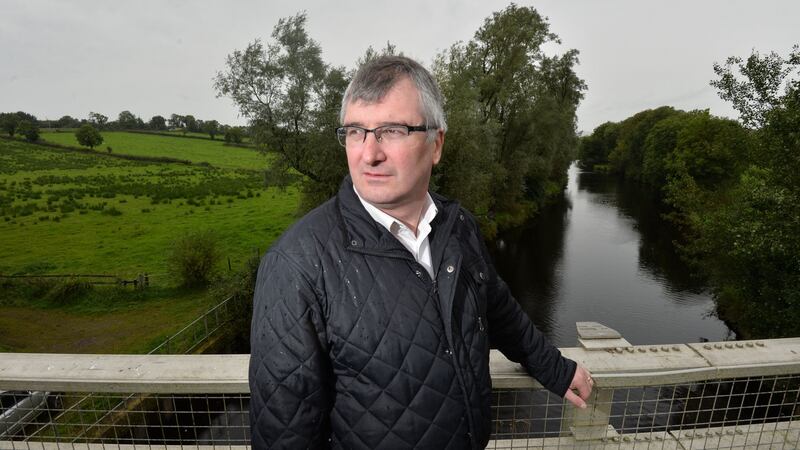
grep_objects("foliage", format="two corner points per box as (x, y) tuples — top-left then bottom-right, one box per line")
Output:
(149, 115), (167, 130)
(212, 251), (261, 352)
(432, 4), (585, 236)
(711, 45), (800, 128)
(224, 126), (244, 144)
(0, 111), (37, 137)
(183, 115), (198, 133)
(117, 110), (143, 129)
(578, 121), (619, 171)
(215, 12), (349, 212)
(55, 115), (81, 128)
(17, 120), (40, 142)
(168, 230), (221, 287)
(88, 112), (108, 129)
(608, 107), (681, 180)
(75, 124), (103, 149)
(203, 119), (220, 139)
(168, 114), (183, 129)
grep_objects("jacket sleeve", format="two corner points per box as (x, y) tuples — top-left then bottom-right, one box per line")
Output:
(474, 232), (577, 397)
(249, 250), (333, 449)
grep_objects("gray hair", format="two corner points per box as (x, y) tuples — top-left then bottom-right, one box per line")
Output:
(340, 55), (447, 137)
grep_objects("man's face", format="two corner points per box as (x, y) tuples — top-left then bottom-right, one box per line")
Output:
(343, 77), (444, 215)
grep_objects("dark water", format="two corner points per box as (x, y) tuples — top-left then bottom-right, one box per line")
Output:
(493, 164), (735, 348)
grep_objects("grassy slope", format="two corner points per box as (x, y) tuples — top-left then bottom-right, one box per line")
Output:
(41, 131), (267, 169)
(0, 140), (298, 279)
(0, 137), (299, 353)
(0, 289), (215, 353)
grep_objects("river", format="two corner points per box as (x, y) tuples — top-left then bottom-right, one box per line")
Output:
(493, 163), (735, 348)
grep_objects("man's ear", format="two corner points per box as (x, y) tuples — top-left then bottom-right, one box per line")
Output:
(432, 129), (444, 166)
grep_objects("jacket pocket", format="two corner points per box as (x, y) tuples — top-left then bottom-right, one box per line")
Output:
(462, 263), (489, 335)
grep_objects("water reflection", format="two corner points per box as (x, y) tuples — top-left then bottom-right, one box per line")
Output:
(493, 164), (733, 347)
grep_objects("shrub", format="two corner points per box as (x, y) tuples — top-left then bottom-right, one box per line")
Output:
(17, 120), (40, 142)
(168, 230), (220, 287)
(43, 278), (93, 305)
(102, 207), (123, 216)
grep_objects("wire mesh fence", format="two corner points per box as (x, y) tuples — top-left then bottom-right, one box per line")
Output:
(489, 374), (800, 448)
(2, 374), (798, 449)
(148, 295), (235, 356)
(0, 297), (239, 449)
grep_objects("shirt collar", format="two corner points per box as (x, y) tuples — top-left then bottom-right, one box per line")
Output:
(353, 185), (438, 237)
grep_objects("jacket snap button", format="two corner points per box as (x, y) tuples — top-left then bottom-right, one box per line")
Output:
(415, 270), (422, 278)
(478, 272), (485, 280)
(350, 240), (358, 246)
(446, 265), (454, 273)
(445, 348), (453, 356)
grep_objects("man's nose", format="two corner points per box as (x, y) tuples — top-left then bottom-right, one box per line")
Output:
(361, 131), (386, 165)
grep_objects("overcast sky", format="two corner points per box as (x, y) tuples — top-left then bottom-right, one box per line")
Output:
(2, 0), (798, 133)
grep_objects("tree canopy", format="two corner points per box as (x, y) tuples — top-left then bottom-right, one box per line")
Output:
(216, 7), (584, 231)
(215, 12), (348, 209)
(433, 4), (585, 236)
(75, 124), (103, 149)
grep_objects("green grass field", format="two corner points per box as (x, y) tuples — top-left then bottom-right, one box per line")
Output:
(41, 130), (266, 169)
(0, 136), (299, 353)
(1, 138), (298, 280)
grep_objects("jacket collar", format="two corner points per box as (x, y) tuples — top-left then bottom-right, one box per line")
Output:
(336, 176), (460, 262)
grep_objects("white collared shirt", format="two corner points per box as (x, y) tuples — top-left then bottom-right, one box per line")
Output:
(354, 186), (438, 278)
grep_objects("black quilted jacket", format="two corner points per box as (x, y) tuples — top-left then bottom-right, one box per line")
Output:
(249, 177), (577, 449)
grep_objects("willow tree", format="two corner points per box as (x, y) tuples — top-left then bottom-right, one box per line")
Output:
(433, 4), (585, 237)
(214, 13), (348, 211)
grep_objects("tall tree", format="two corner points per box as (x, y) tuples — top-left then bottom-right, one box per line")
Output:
(55, 115), (80, 128)
(168, 114), (183, 129)
(215, 12), (348, 210)
(183, 115), (198, 133)
(202, 119), (220, 139)
(434, 4), (585, 235)
(75, 124), (104, 149)
(117, 110), (140, 129)
(88, 112), (108, 129)
(0, 111), (37, 137)
(17, 120), (40, 142)
(149, 115), (167, 130)
(711, 45), (800, 128)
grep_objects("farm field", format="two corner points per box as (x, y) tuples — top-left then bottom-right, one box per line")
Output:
(0, 136), (300, 352)
(0, 138), (298, 279)
(41, 130), (267, 169)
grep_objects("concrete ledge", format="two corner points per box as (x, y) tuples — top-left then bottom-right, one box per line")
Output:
(1, 337), (799, 393)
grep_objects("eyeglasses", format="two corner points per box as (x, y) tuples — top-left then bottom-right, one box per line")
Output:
(335, 125), (432, 147)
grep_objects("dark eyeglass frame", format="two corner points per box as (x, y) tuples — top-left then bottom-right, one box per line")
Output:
(335, 124), (431, 147)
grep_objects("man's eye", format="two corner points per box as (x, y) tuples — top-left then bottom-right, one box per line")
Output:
(346, 128), (363, 137)
(383, 126), (406, 136)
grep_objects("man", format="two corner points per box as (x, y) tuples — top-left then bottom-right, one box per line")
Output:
(249, 55), (593, 449)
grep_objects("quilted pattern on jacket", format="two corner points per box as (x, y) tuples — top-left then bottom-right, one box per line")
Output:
(249, 177), (576, 449)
